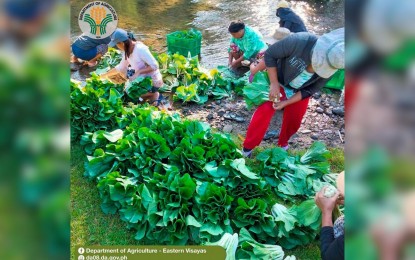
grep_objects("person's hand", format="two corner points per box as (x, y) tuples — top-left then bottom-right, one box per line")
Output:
(314, 187), (340, 214)
(230, 61), (239, 69)
(273, 100), (288, 110)
(100, 68), (116, 79)
(337, 194), (345, 205)
(269, 83), (280, 101)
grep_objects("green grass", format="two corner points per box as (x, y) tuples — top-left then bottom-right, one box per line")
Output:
(71, 142), (344, 260)
(286, 241), (321, 259)
(70, 145), (139, 259)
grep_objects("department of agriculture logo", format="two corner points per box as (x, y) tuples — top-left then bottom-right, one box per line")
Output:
(78, 1), (118, 39)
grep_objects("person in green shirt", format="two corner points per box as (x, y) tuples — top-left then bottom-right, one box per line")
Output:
(228, 21), (268, 82)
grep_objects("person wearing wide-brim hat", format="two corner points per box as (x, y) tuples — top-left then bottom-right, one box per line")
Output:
(242, 28), (344, 156)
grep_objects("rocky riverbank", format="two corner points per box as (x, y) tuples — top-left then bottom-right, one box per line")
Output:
(177, 90), (345, 151)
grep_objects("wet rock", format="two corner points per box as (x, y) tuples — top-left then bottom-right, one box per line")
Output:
(234, 116), (245, 123)
(206, 104), (215, 109)
(70, 63), (82, 71)
(223, 125), (233, 133)
(313, 92), (322, 99)
(207, 114), (214, 120)
(264, 130), (280, 140)
(311, 133), (319, 140)
(223, 113), (233, 120)
(215, 100), (222, 105)
(332, 107), (345, 116)
(316, 107), (324, 114)
(325, 109), (333, 115)
(217, 109), (226, 117)
(301, 129), (312, 134)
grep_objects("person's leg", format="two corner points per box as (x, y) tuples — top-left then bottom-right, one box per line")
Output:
(243, 101), (276, 150)
(142, 85), (163, 108)
(72, 44), (98, 68)
(277, 97), (310, 147)
(86, 44), (108, 67)
(231, 51), (243, 68)
(142, 92), (159, 102)
(70, 55), (80, 63)
(86, 53), (102, 67)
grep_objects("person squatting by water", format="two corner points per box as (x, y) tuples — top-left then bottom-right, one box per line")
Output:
(227, 21), (268, 83)
(102, 29), (166, 107)
(275, 0), (308, 33)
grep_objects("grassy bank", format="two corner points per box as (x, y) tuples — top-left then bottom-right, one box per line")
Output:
(71, 144), (344, 259)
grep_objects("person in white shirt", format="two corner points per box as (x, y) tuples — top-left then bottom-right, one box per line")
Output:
(107, 29), (164, 105)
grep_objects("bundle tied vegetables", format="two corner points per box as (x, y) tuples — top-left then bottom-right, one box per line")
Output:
(322, 185), (338, 198)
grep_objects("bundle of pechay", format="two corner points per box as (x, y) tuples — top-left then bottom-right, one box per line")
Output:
(71, 50), (342, 259)
(96, 51), (248, 104)
(77, 104), (340, 257)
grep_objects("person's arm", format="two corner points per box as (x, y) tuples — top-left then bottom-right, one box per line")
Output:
(282, 21), (293, 30)
(321, 230), (344, 260)
(274, 76), (329, 109)
(267, 66), (280, 102)
(300, 77), (329, 99)
(315, 187), (344, 260)
(115, 53), (128, 74)
(228, 52), (233, 66)
(228, 37), (236, 53)
(264, 35), (297, 103)
(273, 91), (302, 110)
(136, 46), (159, 75)
(232, 54), (245, 65)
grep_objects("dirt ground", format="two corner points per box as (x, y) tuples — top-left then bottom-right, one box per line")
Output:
(71, 65), (345, 151)
(174, 91), (345, 151)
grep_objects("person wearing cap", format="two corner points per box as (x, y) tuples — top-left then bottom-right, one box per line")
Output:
(276, 1), (307, 33)
(105, 29), (164, 106)
(71, 34), (112, 67)
(242, 28), (344, 155)
(314, 171), (345, 260)
(227, 21), (268, 83)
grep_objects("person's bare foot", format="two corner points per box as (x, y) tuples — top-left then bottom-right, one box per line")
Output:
(87, 60), (98, 67)
(70, 56), (80, 64)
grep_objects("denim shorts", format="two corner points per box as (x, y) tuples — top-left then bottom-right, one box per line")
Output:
(71, 45), (98, 61)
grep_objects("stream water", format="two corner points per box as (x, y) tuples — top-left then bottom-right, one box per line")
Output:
(71, 0), (344, 69)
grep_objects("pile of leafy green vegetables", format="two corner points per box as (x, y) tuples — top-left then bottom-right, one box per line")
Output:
(169, 29), (202, 40)
(71, 52), (341, 259)
(77, 104), (336, 257)
(95, 49), (250, 105)
(157, 52), (249, 104)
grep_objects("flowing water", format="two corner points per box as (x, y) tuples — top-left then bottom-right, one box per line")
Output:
(71, 0), (344, 69)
